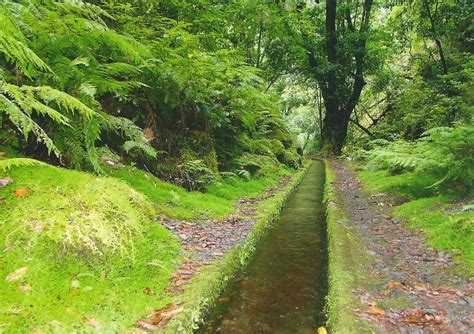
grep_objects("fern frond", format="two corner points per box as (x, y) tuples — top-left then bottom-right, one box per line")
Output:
(18, 85), (100, 120)
(123, 141), (157, 158)
(0, 158), (46, 171)
(0, 30), (51, 78)
(53, 0), (114, 24)
(1, 84), (70, 126)
(104, 116), (157, 159)
(0, 94), (61, 156)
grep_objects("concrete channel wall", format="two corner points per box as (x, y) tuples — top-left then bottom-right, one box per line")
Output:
(324, 160), (376, 333)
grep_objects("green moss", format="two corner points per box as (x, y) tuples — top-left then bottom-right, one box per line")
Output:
(377, 294), (413, 310)
(358, 169), (439, 198)
(108, 163), (290, 221)
(359, 166), (474, 275)
(324, 161), (376, 334)
(394, 197), (474, 275)
(0, 163), (181, 332)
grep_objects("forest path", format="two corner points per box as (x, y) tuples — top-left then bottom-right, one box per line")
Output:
(331, 161), (474, 333)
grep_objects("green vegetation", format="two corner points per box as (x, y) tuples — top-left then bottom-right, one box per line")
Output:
(1, 0), (473, 332)
(0, 0), (301, 178)
(360, 168), (474, 275)
(108, 161), (291, 221)
(0, 143), (294, 332)
(0, 162), (180, 332)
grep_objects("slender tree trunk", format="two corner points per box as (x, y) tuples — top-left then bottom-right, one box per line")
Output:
(256, 9), (264, 68)
(422, 0), (448, 74)
(317, 88), (323, 144)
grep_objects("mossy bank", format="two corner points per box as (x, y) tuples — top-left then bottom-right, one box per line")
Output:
(0, 162), (181, 332)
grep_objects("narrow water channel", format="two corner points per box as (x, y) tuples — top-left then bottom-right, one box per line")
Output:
(200, 160), (328, 333)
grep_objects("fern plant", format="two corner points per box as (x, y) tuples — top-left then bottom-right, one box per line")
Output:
(104, 116), (157, 159)
(369, 126), (474, 192)
(0, 82), (103, 168)
(179, 159), (217, 191)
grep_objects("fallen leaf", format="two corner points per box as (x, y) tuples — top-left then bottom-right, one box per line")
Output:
(14, 187), (30, 198)
(19, 284), (31, 292)
(367, 307), (386, 315)
(388, 282), (403, 290)
(160, 306), (183, 319)
(414, 283), (428, 291)
(136, 320), (158, 330)
(83, 317), (101, 329)
(401, 309), (442, 326)
(317, 326), (328, 334)
(5, 267), (28, 282)
(0, 177), (13, 187)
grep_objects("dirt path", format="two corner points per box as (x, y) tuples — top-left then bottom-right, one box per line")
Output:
(136, 175), (293, 330)
(331, 161), (474, 333)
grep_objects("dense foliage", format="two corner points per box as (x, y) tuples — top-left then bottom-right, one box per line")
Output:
(342, 0), (474, 194)
(0, 0), (301, 186)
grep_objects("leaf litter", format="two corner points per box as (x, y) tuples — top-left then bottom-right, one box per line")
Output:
(331, 161), (474, 333)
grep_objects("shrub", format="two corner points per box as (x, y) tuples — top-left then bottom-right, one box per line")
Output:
(368, 126), (474, 193)
(179, 159), (217, 191)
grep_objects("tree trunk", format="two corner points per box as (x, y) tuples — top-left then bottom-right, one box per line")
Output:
(321, 105), (350, 154)
(320, 0), (343, 154)
(319, 0), (373, 154)
(422, 0), (448, 74)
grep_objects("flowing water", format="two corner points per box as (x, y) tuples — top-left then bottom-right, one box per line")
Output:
(200, 161), (328, 333)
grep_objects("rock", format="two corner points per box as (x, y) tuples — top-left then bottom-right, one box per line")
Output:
(458, 299), (467, 306)
(0, 177), (13, 187)
(464, 296), (474, 307)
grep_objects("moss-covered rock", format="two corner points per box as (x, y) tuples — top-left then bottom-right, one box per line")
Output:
(0, 162), (180, 332)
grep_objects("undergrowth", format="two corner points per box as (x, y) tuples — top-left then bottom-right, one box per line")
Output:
(108, 163), (291, 221)
(0, 149), (294, 332)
